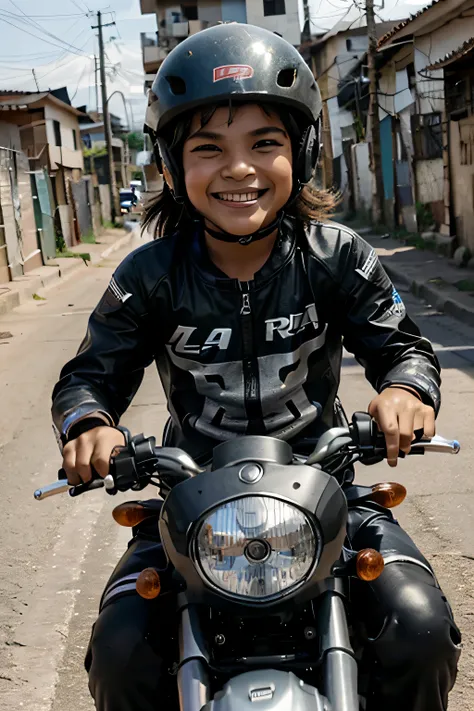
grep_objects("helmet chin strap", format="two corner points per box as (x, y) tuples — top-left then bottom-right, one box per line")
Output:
(203, 213), (284, 245)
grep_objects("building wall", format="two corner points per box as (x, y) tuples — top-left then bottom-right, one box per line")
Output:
(0, 121), (42, 278)
(378, 61), (396, 120)
(449, 116), (474, 250)
(352, 141), (371, 213)
(316, 33), (367, 101)
(221, 0), (247, 21)
(245, 0), (301, 45)
(198, 0), (222, 23)
(414, 17), (474, 115)
(415, 159), (444, 204)
(45, 104), (84, 170)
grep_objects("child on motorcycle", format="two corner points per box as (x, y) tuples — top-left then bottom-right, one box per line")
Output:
(52, 23), (460, 711)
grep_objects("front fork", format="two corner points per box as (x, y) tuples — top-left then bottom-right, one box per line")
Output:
(176, 584), (359, 711)
(177, 595), (211, 711)
(318, 579), (359, 711)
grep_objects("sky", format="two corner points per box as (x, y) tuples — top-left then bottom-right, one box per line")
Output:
(0, 0), (428, 130)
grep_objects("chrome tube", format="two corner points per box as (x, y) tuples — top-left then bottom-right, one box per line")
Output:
(34, 480), (71, 499)
(177, 599), (210, 711)
(177, 660), (210, 711)
(318, 583), (359, 711)
(410, 435), (460, 454)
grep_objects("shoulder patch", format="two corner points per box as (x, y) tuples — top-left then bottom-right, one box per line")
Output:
(109, 276), (132, 303)
(355, 248), (378, 281)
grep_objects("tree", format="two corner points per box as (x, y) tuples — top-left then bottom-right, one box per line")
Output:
(126, 132), (145, 151)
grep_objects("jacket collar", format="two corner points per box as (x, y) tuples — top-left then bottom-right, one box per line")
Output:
(189, 215), (298, 289)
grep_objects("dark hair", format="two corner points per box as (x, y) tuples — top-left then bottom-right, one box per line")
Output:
(142, 102), (339, 237)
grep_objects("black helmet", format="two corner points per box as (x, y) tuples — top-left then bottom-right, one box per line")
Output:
(144, 23), (322, 241)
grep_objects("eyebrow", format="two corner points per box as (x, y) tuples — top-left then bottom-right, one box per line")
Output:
(187, 126), (288, 141)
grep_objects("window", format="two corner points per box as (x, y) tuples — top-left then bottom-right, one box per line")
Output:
(263, 0), (286, 17)
(181, 4), (198, 20)
(412, 112), (442, 160)
(53, 120), (61, 147)
(72, 128), (78, 150)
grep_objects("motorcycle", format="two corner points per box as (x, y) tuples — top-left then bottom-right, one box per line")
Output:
(35, 412), (460, 711)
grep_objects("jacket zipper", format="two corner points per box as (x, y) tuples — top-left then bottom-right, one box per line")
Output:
(239, 282), (262, 431)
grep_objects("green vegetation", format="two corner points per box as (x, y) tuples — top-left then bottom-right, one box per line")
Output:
(126, 131), (145, 151)
(83, 145), (107, 158)
(454, 279), (474, 293)
(415, 201), (434, 233)
(55, 249), (91, 262)
(80, 230), (96, 244)
(32, 293), (46, 301)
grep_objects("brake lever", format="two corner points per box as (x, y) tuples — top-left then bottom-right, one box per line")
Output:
(34, 468), (115, 500)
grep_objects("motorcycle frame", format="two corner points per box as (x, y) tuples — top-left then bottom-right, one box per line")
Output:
(175, 579), (359, 711)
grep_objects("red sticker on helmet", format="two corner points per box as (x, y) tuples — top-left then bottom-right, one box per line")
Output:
(213, 65), (254, 82)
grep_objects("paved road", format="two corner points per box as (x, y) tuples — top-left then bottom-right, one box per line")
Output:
(0, 235), (473, 710)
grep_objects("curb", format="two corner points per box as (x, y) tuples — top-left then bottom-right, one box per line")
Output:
(383, 263), (474, 329)
(0, 229), (136, 319)
(99, 229), (136, 260)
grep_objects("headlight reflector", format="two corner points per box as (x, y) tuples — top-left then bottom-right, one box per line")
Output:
(194, 496), (317, 601)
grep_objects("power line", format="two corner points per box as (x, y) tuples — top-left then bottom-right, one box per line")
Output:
(0, 9), (89, 55)
(45, 18), (91, 66)
(37, 37), (92, 80)
(0, 15), (88, 56)
(0, 11), (85, 19)
(71, 57), (93, 100)
(70, 0), (91, 14)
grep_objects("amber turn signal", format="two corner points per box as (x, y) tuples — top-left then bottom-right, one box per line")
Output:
(136, 568), (161, 599)
(370, 482), (407, 509)
(356, 549), (385, 582)
(112, 502), (155, 527)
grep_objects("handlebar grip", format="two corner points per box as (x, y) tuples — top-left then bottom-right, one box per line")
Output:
(69, 478), (105, 497)
(34, 480), (71, 500)
(67, 464), (107, 497)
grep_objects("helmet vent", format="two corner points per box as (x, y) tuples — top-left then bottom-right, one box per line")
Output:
(166, 76), (187, 95)
(277, 68), (297, 88)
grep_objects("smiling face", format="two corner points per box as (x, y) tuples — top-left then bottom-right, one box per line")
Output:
(182, 104), (293, 236)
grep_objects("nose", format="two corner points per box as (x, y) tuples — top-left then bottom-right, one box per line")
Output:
(221, 150), (256, 182)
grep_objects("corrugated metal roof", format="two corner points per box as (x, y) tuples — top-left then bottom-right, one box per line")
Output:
(378, 0), (442, 47)
(426, 36), (474, 68)
(0, 92), (49, 107)
(0, 91), (85, 116)
(308, 18), (400, 51)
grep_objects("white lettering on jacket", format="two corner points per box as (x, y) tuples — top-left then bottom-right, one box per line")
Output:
(265, 303), (318, 341)
(168, 326), (232, 355)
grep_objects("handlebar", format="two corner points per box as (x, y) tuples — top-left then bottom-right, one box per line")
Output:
(34, 414), (460, 501)
(409, 435), (460, 455)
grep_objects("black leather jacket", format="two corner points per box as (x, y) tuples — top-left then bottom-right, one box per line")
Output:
(52, 218), (441, 460)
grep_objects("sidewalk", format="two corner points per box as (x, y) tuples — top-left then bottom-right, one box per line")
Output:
(361, 230), (474, 327)
(0, 224), (138, 317)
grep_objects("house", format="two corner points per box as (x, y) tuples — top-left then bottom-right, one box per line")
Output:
(140, 0), (304, 91)
(428, 39), (474, 251)
(0, 89), (85, 250)
(0, 121), (40, 283)
(78, 110), (129, 190)
(301, 19), (398, 195)
(377, 0), (474, 247)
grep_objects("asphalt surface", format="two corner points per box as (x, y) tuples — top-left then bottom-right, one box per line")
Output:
(0, 234), (472, 710)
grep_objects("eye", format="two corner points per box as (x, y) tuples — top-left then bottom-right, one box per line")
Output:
(253, 139), (284, 150)
(191, 144), (221, 153)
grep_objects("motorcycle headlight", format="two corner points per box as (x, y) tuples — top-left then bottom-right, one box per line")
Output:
(193, 496), (318, 602)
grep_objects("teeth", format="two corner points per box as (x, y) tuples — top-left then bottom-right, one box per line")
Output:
(218, 192), (260, 202)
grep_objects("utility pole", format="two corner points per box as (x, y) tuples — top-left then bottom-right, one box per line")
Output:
(32, 69), (39, 91)
(302, 0), (311, 43)
(366, 0), (384, 224)
(94, 56), (99, 113)
(92, 11), (118, 223)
